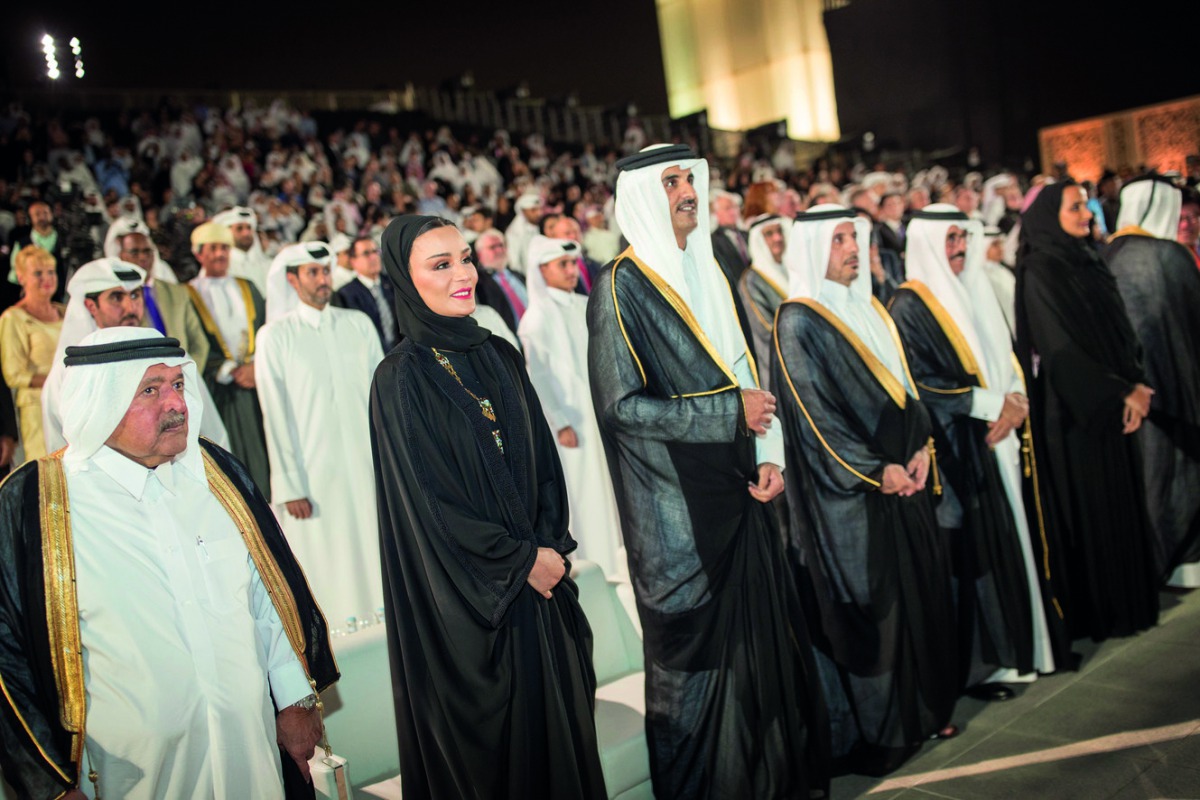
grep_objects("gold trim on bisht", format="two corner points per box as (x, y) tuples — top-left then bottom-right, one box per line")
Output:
(894, 280), (987, 389)
(783, 298), (910, 409)
(201, 449), (318, 678)
(186, 279), (257, 363)
(37, 450), (87, 780)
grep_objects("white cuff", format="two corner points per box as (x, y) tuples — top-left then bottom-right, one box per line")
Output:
(216, 359), (239, 384)
(970, 387), (1005, 422)
(755, 417), (786, 472)
(270, 658), (313, 709)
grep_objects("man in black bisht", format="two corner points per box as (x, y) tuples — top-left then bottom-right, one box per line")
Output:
(1106, 175), (1200, 587)
(587, 144), (829, 799)
(890, 205), (1069, 703)
(772, 205), (958, 776)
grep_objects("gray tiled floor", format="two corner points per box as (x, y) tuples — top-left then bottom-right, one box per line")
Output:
(831, 588), (1200, 799)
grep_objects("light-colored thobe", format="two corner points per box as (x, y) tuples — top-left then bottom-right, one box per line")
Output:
(255, 303), (385, 626)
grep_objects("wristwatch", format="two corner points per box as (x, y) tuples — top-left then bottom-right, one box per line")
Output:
(290, 693), (319, 711)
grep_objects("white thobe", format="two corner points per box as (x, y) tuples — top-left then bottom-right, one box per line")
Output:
(68, 446), (311, 799)
(191, 274), (253, 384)
(229, 246), (271, 296)
(519, 288), (625, 578)
(255, 303), (385, 626)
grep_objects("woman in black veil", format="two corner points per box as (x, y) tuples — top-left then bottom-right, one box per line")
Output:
(368, 215), (607, 799)
(1014, 182), (1158, 642)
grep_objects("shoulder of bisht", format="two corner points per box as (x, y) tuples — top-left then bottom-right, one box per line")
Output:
(0, 455), (82, 792)
(198, 439), (339, 692)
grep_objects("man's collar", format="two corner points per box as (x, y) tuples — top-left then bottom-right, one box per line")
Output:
(297, 301), (326, 328)
(90, 445), (180, 500)
(819, 279), (852, 307)
(355, 273), (380, 289)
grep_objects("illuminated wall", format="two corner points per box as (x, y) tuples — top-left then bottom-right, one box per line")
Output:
(1040, 96), (1200, 183)
(656, 0), (840, 141)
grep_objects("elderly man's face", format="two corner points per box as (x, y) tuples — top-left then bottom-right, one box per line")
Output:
(119, 232), (156, 273)
(712, 195), (739, 228)
(198, 243), (231, 277)
(945, 225), (968, 275)
(661, 165), (698, 247)
(107, 363), (189, 468)
(85, 286), (145, 328)
(825, 222), (860, 286)
(475, 235), (508, 271)
(761, 222), (785, 263)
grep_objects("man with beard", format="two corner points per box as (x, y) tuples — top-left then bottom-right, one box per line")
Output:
(890, 206), (1066, 703)
(212, 206), (271, 295)
(187, 221), (271, 497)
(7, 201), (65, 305)
(587, 144), (829, 798)
(256, 242), (386, 626)
(41, 258), (147, 451)
(772, 205), (958, 775)
(738, 213), (789, 390)
(1105, 175), (1200, 587)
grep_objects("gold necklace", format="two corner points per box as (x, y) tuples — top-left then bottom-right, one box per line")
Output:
(432, 348), (504, 454)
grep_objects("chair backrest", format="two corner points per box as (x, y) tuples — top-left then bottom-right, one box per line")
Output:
(572, 560), (644, 684)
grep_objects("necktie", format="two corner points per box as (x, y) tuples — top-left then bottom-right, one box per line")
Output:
(496, 272), (526, 322)
(370, 281), (397, 350)
(143, 285), (166, 334)
(577, 258), (592, 293)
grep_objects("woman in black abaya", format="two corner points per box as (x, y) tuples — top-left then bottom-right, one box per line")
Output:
(1015, 182), (1158, 641)
(368, 215), (607, 799)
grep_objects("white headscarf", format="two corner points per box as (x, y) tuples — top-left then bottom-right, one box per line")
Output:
(102, 217), (178, 285)
(53, 258), (148, 373)
(524, 235), (581, 307)
(904, 203), (1013, 392)
(265, 241), (334, 323)
(60, 327), (200, 471)
(212, 205), (267, 259)
(783, 205), (872, 302)
(615, 144), (746, 371)
(746, 214), (789, 289)
(1116, 176), (1182, 240)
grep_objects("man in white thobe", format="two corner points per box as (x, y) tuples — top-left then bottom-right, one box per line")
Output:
(255, 243), (386, 627)
(213, 205), (272, 295)
(42, 258), (230, 453)
(0, 326), (335, 799)
(518, 236), (624, 578)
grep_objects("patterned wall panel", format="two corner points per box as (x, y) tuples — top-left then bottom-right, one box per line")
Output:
(1039, 95), (1200, 183)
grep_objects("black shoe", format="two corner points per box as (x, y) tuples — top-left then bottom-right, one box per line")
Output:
(966, 682), (1016, 702)
(929, 723), (960, 740)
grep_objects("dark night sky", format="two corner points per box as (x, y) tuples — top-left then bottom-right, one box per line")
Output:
(0, 2), (671, 113)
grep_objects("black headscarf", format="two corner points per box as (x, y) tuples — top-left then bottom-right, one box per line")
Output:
(381, 214), (492, 351)
(1017, 180), (1101, 268)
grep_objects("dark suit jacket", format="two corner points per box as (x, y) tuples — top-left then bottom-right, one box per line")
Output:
(334, 276), (399, 350)
(573, 257), (603, 297)
(711, 226), (749, 288)
(875, 221), (905, 256)
(474, 269), (522, 335)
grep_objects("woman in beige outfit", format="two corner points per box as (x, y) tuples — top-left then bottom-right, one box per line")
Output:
(0, 245), (64, 461)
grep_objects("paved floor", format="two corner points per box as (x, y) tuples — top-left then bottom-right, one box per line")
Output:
(831, 588), (1200, 799)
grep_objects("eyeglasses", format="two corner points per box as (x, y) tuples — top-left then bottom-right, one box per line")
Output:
(122, 248), (155, 257)
(355, 248), (380, 258)
(945, 231), (972, 245)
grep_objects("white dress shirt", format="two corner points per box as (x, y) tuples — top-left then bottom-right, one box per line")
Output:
(191, 274), (252, 383)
